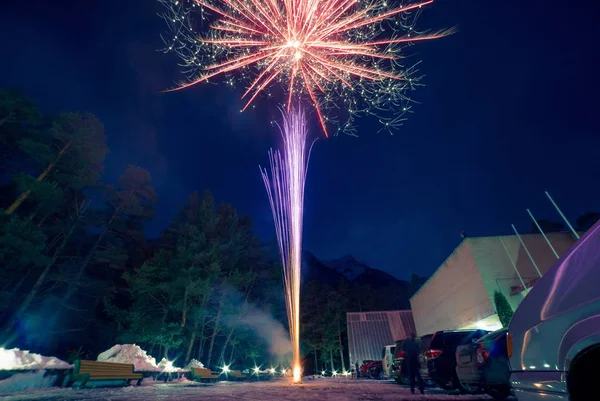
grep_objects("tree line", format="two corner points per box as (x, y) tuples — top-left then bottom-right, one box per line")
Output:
(0, 88), (381, 373)
(0, 88), (287, 369)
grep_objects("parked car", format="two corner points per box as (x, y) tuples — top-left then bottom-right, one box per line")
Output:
(423, 329), (489, 391)
(359, 360), (374, 378)
(508, 221), (600, 401)
(413, 334), (433, 383)
(368, 360), (383, 379)
(391, 338), (409, 384)
(381, 344), (395, 378)
(455, 329), (511, 400)
(360, 360), (382, 379)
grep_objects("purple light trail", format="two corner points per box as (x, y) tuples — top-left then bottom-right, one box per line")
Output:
(260, 106), (314, 382)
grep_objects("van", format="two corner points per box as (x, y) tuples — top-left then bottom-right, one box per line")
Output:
(508, 221), (600, 401)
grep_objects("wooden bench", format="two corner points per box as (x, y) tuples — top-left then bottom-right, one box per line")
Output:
(190, 367), (219, 382)
(68, 360), (143, 388)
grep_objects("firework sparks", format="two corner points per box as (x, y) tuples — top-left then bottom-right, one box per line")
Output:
(160, 0), (452, 136)
(260, 106), (313, 382)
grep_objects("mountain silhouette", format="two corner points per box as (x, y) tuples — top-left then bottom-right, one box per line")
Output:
(302, 251), (427, 311)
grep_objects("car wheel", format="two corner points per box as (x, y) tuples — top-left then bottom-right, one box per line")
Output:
(378, 371), (384, 380)
(487, 385), (511, 401)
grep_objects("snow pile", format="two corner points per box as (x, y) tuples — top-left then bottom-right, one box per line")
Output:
(0, 371), (57, 393)
(97, 345), (185, 372)
(184, 359), (204, 369)
(0, 348), (71, 370)
(97, 344), (161, 372)
(157, 357), (184, 372)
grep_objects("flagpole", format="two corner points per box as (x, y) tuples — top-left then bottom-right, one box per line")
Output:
(511, 224), (542, 277)
(527, 209), (560, 259)
(499, 236), (527, 289)
(545, 191), (580, 239)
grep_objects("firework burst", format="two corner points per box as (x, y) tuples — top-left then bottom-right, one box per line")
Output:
(159, 0), (452, 136)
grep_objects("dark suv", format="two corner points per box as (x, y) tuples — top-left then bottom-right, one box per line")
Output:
(423, 329), (489, 391)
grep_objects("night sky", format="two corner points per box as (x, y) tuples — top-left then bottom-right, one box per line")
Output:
(2, 0), (599, 280)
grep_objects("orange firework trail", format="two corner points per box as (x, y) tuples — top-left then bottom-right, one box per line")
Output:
(160, 0), (452, 136)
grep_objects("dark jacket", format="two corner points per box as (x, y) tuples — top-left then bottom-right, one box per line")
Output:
(402, 337), (420, 360)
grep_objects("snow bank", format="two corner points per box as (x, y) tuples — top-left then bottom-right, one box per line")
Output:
(97, 345), (184, 372)
(0, 371), (57, 393)
(184, 359), (204, 369)
(0, 348), (71, 370)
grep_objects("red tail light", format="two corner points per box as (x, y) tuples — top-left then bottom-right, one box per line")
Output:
(425, 349), (442, 359)
(476, 344), (489, 364)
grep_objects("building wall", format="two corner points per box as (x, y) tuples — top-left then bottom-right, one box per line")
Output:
(470, 232), (577, 311)
(410, 232), (578, 336)
(346, 310), (415, 367)
(409, 242), (494, 336)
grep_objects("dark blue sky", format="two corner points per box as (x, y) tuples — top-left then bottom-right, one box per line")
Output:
(2, 0), (599, 280)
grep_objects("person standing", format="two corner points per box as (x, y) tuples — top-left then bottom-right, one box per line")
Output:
(402, 333), (425, 395)
(355, 362), (360, 379)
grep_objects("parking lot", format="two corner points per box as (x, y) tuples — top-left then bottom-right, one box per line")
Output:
(1, 378), (505, 401)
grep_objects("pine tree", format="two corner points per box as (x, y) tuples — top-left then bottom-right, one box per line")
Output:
(0, 89), (44, 176)
(494, 291), (514, 328)
(62, 165), (156, 304)
(6, 112), (108, 215)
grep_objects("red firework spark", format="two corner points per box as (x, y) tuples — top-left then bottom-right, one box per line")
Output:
(160, 0), (452, 136)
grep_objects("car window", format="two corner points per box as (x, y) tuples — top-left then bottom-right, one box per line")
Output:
(381, 347), (386, 359)
(477, 329), (507, 343)
(429, 332), (444, 349)
(443, 332), (472, 346)
(440, 330), (490, 347)
(420, 334), (433, 351)
(458, 330), (489, 345)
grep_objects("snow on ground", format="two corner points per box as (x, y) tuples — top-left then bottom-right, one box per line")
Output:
(139, 376), (193, 387)
(0, 378), (500, 401)
(0, 348), (71, 370)
(97, 344), (185, 372)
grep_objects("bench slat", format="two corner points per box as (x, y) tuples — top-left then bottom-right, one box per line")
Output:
(80, 368), (135, 373)
(80, 361), (134, 368)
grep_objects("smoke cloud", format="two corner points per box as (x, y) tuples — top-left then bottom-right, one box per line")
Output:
(237, 304), (292, 359)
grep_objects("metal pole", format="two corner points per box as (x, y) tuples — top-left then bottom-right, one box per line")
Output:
(527, 209), (560, 259)
(499, 236), (527, 289)
(545, 191), (580, 239)
(512, 224), (543, 277)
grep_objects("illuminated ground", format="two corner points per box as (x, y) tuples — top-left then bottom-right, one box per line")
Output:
(1, 378), (504, 401)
